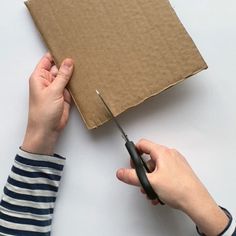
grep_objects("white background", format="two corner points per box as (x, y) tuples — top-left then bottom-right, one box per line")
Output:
(0, 0), (236, 235)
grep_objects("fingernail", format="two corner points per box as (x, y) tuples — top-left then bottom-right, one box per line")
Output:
(63, 59), (73, 70)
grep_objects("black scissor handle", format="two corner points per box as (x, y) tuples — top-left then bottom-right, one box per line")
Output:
(125, 141), (164, 204)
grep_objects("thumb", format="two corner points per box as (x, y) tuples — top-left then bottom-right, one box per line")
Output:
(116, 168), (140, 187)
(52, 58), (74, 94)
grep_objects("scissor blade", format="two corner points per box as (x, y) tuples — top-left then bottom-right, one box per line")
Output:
(96, 90), (129, 142)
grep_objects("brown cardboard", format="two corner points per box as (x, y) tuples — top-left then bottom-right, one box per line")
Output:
(25, 0), (207, 129)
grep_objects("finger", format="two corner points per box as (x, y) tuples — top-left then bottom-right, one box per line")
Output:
(64, 89), (72, 105)
(116, 168), (140, 187)
(62, 90), (72, 122)
(146, 159), (156, 172)
(130, 159), (135, 168)
(50, 65), (59, 77)
(136, 139), (164, 161)
(43, 70), (54, 83)
(136, 139), (158, 154)
(35, 53), (53, 72)
(140, 188), (145, 194)
(62, 101), (71, 124)
(52, 58), (74, 94)
(151, 200), (160, 206)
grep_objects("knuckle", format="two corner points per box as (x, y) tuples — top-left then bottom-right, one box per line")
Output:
(57, 69), (67, 78)
(138, 138), (146, 144)
(161, 147), (171, 156)
(170, 148), (180, 156)
(126, 171), (132, 181)
(58, 70), (70, 82)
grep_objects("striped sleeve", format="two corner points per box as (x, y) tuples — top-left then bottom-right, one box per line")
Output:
(0, 149), (65, 236)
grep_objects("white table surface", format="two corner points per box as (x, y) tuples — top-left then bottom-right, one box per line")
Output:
(0, 1), (236, 235)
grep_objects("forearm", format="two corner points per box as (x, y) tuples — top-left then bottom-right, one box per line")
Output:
(0, 149), (65, 235)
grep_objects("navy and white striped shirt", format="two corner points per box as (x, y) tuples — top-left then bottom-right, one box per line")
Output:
(0, 149), (65, 236)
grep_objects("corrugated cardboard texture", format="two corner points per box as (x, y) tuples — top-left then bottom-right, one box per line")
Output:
(25, 0), (207, 129)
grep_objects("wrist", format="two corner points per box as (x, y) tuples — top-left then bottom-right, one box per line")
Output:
(196, 207), (234, 236)
(183, 193), (229, 236)
(22, 125), (59, 155)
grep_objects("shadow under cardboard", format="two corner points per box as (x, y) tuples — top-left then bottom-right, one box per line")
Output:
(88, 73), (208, 142)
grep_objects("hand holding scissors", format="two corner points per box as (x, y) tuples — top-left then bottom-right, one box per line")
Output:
(96, 90), (164, 203)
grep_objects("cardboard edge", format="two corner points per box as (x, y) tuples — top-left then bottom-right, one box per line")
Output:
(90, 64), (208, 130)
(68, 87), (92, 129)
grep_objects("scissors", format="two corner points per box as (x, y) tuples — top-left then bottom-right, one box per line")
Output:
(96, 90), (164, 204)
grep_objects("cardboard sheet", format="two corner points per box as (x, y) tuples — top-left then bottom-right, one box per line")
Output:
(25, 0), (207, 129)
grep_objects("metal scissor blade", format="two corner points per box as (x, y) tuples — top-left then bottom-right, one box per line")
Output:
(96, 90), (129, 142)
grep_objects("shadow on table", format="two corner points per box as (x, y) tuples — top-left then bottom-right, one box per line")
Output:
(89, 74), (208, 142)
